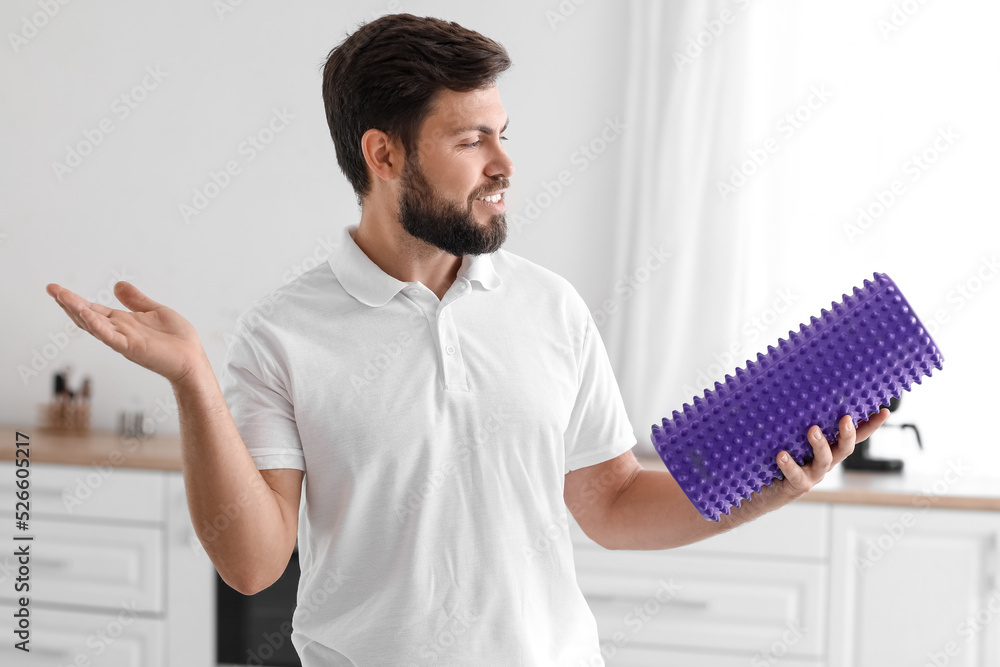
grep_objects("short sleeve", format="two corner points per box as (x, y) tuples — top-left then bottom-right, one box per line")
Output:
(563, 311), (637, 473)
(219, 328), (306, 471)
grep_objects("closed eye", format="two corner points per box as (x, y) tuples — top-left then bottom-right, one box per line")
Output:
(461, 136), (509, 148)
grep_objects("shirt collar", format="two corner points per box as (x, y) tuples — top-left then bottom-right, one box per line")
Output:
(329, 224), (502, 308)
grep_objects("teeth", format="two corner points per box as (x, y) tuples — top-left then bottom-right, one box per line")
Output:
(478, 193), (503, 203)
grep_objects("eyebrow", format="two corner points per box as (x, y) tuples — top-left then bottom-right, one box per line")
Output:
(450, 117), (509, 136)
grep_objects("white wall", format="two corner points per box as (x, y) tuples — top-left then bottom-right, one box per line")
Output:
(0, 0), (630, 432)
(6, 1), (993, 475)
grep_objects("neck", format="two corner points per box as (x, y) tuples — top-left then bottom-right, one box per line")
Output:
(354, 201), (462, 301)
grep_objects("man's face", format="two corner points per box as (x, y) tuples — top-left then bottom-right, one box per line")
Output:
(397, 86), (514, 257)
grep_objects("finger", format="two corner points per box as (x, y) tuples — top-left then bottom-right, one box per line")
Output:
(49, 290), (89, 332)
(808, 425), (834, 472)
(832, 414), (857, 465)
(77, 307), (129, 354)
(114, 281), (162, 313)
(856, 408), (890, 443)
(48, 287), (100, 336)
(47, 283), (135, 356)
(47, 283), (114, 317)
(775, 451), (811, 497)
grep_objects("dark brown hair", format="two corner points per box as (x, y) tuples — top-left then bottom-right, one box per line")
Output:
(322, 14), (512, 204)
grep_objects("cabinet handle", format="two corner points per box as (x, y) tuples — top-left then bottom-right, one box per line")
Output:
(984, 535), (998, 595)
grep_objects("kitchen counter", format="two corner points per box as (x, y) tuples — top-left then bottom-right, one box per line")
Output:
(1, 423), (182, 472)
(4, 424), (998, 511)
(635, 451), (1000, 512)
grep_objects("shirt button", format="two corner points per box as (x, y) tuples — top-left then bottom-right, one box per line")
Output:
(445, 344), (455, 355)
(407, 288), (419, 296)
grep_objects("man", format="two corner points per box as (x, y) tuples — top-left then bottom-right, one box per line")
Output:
(45, 13), (888, 666)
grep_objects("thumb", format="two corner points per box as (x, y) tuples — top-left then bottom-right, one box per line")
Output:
(114, 281), (162, 312)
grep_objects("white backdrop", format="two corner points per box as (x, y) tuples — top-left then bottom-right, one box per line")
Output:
(2, 1), (997, 473)
(0, 0), (631, 432)
(605, 0), (1000, 470)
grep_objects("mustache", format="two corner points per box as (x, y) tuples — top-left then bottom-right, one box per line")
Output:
(473, 179), (510, 198)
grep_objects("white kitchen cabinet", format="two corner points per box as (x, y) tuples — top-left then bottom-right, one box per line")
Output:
(570, 501), (830, 666)
(0, 461), (215, 667)
(572, 499), (1000, 666)
(0, 603), (166, 667)
(829, 505), (1000, 667)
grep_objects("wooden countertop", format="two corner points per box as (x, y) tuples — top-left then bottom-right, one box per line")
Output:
(2, 424), (183, 472)
(3, 424), (998, 511)
(635, 452), (1000, 512)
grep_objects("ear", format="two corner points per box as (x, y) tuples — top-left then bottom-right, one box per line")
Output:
(361, 128), (405, 186)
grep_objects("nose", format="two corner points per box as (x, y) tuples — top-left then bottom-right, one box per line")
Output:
(488, 140), (514, 179)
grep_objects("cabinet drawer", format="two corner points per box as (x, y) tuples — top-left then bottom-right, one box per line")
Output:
(0, 462), (166, 522)
(576, 549), (826, 656)
(0, 602), (164, 667)
(569, 501), (829, 560)
(675, 501), (830, 560)
(0, 519), (164, 613)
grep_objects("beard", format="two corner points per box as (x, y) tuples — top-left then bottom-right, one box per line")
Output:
(397, 152), (508, 257)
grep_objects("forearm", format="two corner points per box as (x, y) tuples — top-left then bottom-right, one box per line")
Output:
(171, 355), (292, 590)
(600, 469), (793, 550)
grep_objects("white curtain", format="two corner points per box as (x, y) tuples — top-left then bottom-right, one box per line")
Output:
(603, 0), (785, 454)
(603, 0), (1000, 466)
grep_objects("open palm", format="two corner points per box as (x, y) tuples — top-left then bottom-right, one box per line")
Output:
(45, 281), (207, 385)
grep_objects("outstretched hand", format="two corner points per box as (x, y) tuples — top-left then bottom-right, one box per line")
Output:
(45, 281), (208, 385)
(775, 409), (892, 499)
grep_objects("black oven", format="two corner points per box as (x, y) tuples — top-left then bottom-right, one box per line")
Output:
(217, 548), (302, 666)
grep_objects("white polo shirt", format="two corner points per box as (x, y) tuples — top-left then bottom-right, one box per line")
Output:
(219, 223), (637, 666)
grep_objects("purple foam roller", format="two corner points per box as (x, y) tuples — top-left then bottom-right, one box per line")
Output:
(651, 272), (943, 521)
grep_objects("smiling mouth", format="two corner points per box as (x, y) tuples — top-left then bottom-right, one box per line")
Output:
(476, 191), (505, 204)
